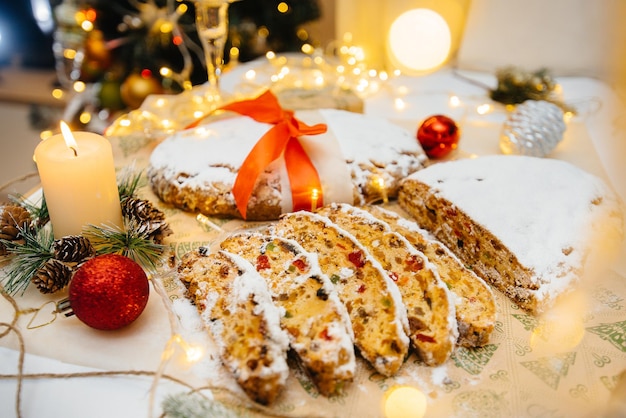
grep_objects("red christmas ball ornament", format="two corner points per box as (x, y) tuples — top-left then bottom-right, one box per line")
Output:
(417, 114), (460, 159)
(69, 254), (150, 330)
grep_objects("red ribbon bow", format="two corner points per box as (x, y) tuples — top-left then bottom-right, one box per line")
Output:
(216, 90), (327, 219)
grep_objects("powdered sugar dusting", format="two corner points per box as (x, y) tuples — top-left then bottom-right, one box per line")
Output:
(319, 109), (425, 167)
(148, 109), (427, 210)
(150, 119), (269, 188)
(408, 155), (624, 302)
(220, 251), (291, 352)
(305, 211), (411, 341)
(170, 297), (238, 392)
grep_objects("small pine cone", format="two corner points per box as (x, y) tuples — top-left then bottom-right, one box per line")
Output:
(53, 235), (96, 263)
(122, 196), (164, 223)
(0, 204), (32, 240)
(31, 259), (73, 294)
(123, 197), (173, 244)
(145, 220), (173, 245)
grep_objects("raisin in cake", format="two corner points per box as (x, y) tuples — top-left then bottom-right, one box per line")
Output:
(365, 205), (496, 347)
(399, 155), (624, 314)
(177, 250), (290, 405)
(272, 211), (410, 376)
(317, 203), (458, 366)
(219, 233), (356, 396)
(147, 109), (427, 220)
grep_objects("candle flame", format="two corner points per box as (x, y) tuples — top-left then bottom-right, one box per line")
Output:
(311, 188), (320, 212)
(60, 121), (79, 157)
(374, 176), (389, 204)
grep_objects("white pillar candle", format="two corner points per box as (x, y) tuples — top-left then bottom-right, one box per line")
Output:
(34, 123), (123, 238)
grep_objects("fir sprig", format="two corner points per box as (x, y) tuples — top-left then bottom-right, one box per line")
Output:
(453, 66), (576, 114)
(489, 66), (576, 114)
(83, 218), (165, 272)
(0, 225), (53, 295)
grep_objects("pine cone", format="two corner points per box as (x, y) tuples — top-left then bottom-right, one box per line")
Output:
(122, 197), (173, 244)
(0, 204), (31, 240)
(53, 235), (96, 263)
(31, 259), (73, 294)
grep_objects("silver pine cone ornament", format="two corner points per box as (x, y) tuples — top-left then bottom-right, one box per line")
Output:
(500, 100), (566, 157)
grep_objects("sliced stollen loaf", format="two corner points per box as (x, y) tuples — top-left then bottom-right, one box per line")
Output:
(177, 249), (290, 405)
(317, 203), (458, 366)
(219, 232), (356, 396)
(272, 211), (410, 376)
(399, 155), (624, 314)
(364, 205), (496, 347)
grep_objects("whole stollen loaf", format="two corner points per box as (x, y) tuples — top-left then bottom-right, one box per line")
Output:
(147, 109), (427, 221)
(398, 155), (624, 314)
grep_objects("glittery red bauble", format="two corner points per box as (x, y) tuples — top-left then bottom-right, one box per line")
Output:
(417, 115), (460, 159)
(69, 254), (149, 330)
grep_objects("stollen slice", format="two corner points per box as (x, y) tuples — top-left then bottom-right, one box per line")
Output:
(318, 203), (458, 366)
(272, 211), (410, 376)
(220, 232), (356, 396)
(365, 205), (497, 347)
(177, 249), (290, 405)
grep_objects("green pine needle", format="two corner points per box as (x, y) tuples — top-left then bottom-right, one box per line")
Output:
(0, 225), (53, 295)
(117, 164), (144, 201)
(83, 218), (165, 272)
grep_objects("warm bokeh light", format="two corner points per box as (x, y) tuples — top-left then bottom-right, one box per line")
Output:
(79, 111), (91, 125)
(530, 290), (589, 355)
(277, 2), (289, 13)
(73, 81), (86, 93)
(160, 21), (174, 34)
(476, 103), (492, 115)
(383, 385), (427, 418)
(449, 95), (461, 108)
(51, 89), (65, 100)
(387, 9), (451, 74)
(301, 43), (314, 54)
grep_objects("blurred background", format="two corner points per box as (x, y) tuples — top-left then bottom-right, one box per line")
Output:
(0, 0), (624, 202)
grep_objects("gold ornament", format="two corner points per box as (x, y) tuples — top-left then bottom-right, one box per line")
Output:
(120, 73), (164, 109)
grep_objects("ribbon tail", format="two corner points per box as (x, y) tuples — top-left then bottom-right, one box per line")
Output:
(232, 122), (291, 219)
(285, 138), (323, 213)
(294, 119), (328, 136)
